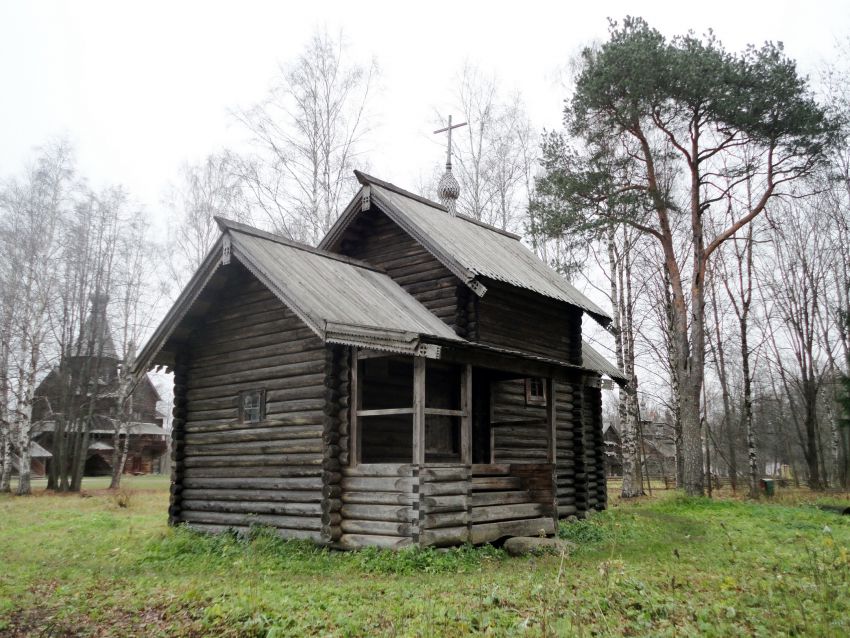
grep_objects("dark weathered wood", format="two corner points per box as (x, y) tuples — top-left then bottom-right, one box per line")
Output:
(470, 502), (546, 524)
(184, 424), (324, 445)
(337, 207), (461, 331)
(340, 504), (416, 522)
(340, 519), (416, 536)
(469, 517), (556, 545)
(412, 357), (425, 465)
(342, 491), (417, 506)
(419, 494), (468, 513)
(181, 510), (323, 531)
(342, 463), (415, 477)
(341, 476), (417, 492)
(471, 476), (523, 491)
(181, 489), (322, 502)
(461, 364), (472, 464)
(418, 526), (469, 547)
(182, 476), (322, 490)
(181, 500), (322, 516)
(419, 480), (467, 496)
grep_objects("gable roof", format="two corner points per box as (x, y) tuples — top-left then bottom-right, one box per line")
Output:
(320, 171), (612, 326)
(132, 218), (461, 373)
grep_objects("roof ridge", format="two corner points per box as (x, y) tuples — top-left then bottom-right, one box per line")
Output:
(214, 217), (386, 273)
(354, 170), (522, 241)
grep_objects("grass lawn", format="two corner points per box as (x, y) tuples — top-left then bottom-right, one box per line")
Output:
(1, 479), (848, 637)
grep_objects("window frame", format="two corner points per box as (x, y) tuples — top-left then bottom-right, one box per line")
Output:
(525, 377), (547, 406)
(238, 388), (266, 424)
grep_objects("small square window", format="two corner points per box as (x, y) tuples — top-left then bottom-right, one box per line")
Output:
(525, 378), (547, 406)
(239, 389), (266, 424)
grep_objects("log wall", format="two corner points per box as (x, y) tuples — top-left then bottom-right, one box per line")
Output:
(175, 271), (328, 541)
(339, 208), (462, 333)
(417, 465), (471, 547)
(583, 383), (607, 511)
(476, 283), (583, 364)
(490, 379), (548, 464)
(555, 381), (586, 518)
(339, 464), (418, 549)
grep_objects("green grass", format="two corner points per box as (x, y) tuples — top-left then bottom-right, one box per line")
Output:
(1, 482), (848, 637)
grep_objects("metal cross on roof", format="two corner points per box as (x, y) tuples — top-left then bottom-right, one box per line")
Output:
(433, 114), (467, 170)
(433, 115), (467, 215)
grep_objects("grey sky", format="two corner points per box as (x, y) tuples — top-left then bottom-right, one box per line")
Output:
(1, 0), (848, 232)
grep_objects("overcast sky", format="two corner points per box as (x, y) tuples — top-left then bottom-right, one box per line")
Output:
(1, 0), (848, 233)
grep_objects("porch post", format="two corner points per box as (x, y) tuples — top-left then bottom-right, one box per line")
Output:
(460, 364), (472, 464)
(413, 356), (426, 465)
(547, 378), (557, 464)
(350, 347), (360, 465)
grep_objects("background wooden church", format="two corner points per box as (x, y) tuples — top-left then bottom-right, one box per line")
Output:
(135, 169), (624, 549)
(31, 297), (167, 477)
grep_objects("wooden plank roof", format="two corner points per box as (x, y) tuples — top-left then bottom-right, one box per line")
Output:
(320, 171), (612, 326)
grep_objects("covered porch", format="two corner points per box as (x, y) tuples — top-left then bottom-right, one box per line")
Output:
(338, 347), (562, 549)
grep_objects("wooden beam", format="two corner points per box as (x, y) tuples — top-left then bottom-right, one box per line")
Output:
(350, 348), (360, 466)
(357, 408), (414, 417)
(461, 364), (472, 465)
(423, 408), (465, 417)
(547, 378), (557, 464)
(413, 357), (426, 465)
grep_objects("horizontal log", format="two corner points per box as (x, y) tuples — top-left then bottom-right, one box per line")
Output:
(182, 500), (322, 516)
(419, 481), (468, 496)
(184, 424), (325, 445)
(180, 510), (322, 531)
(180, 488), (322, 502)
(469, 517), (556, 545)
(186, 439), (323, 456)
(421, 510), (468, 529)
(418, 526), (469, 548)
(337, 534), (414, 550)
(183, 453), (323, 468)
(184, 414), (324, 434)
(191, 329), (320, 363)
(420, 494), (468, 513)
(189, 348), (325, 378)
(187, 359), (325, 391)
(340, 476), (417, 493)
(471, 464), (511, 476)
(187, 398), (326, 422)
(471, 502), (546, 524)
(419, 467), (468, 482)
(471, 490), (532, 508)
(471, 476), (522, 491)
(186, 410), (324, 430)
(186, 373), (327, 403)
(341, 491), (417, 506)
(342, 464), (415, 477)
(182, 468), (322, 483)
(340, 504), (416, 522)
(340, 519), (416, 537)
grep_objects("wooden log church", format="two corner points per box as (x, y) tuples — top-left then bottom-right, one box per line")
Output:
(134, 170), (624, 549)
